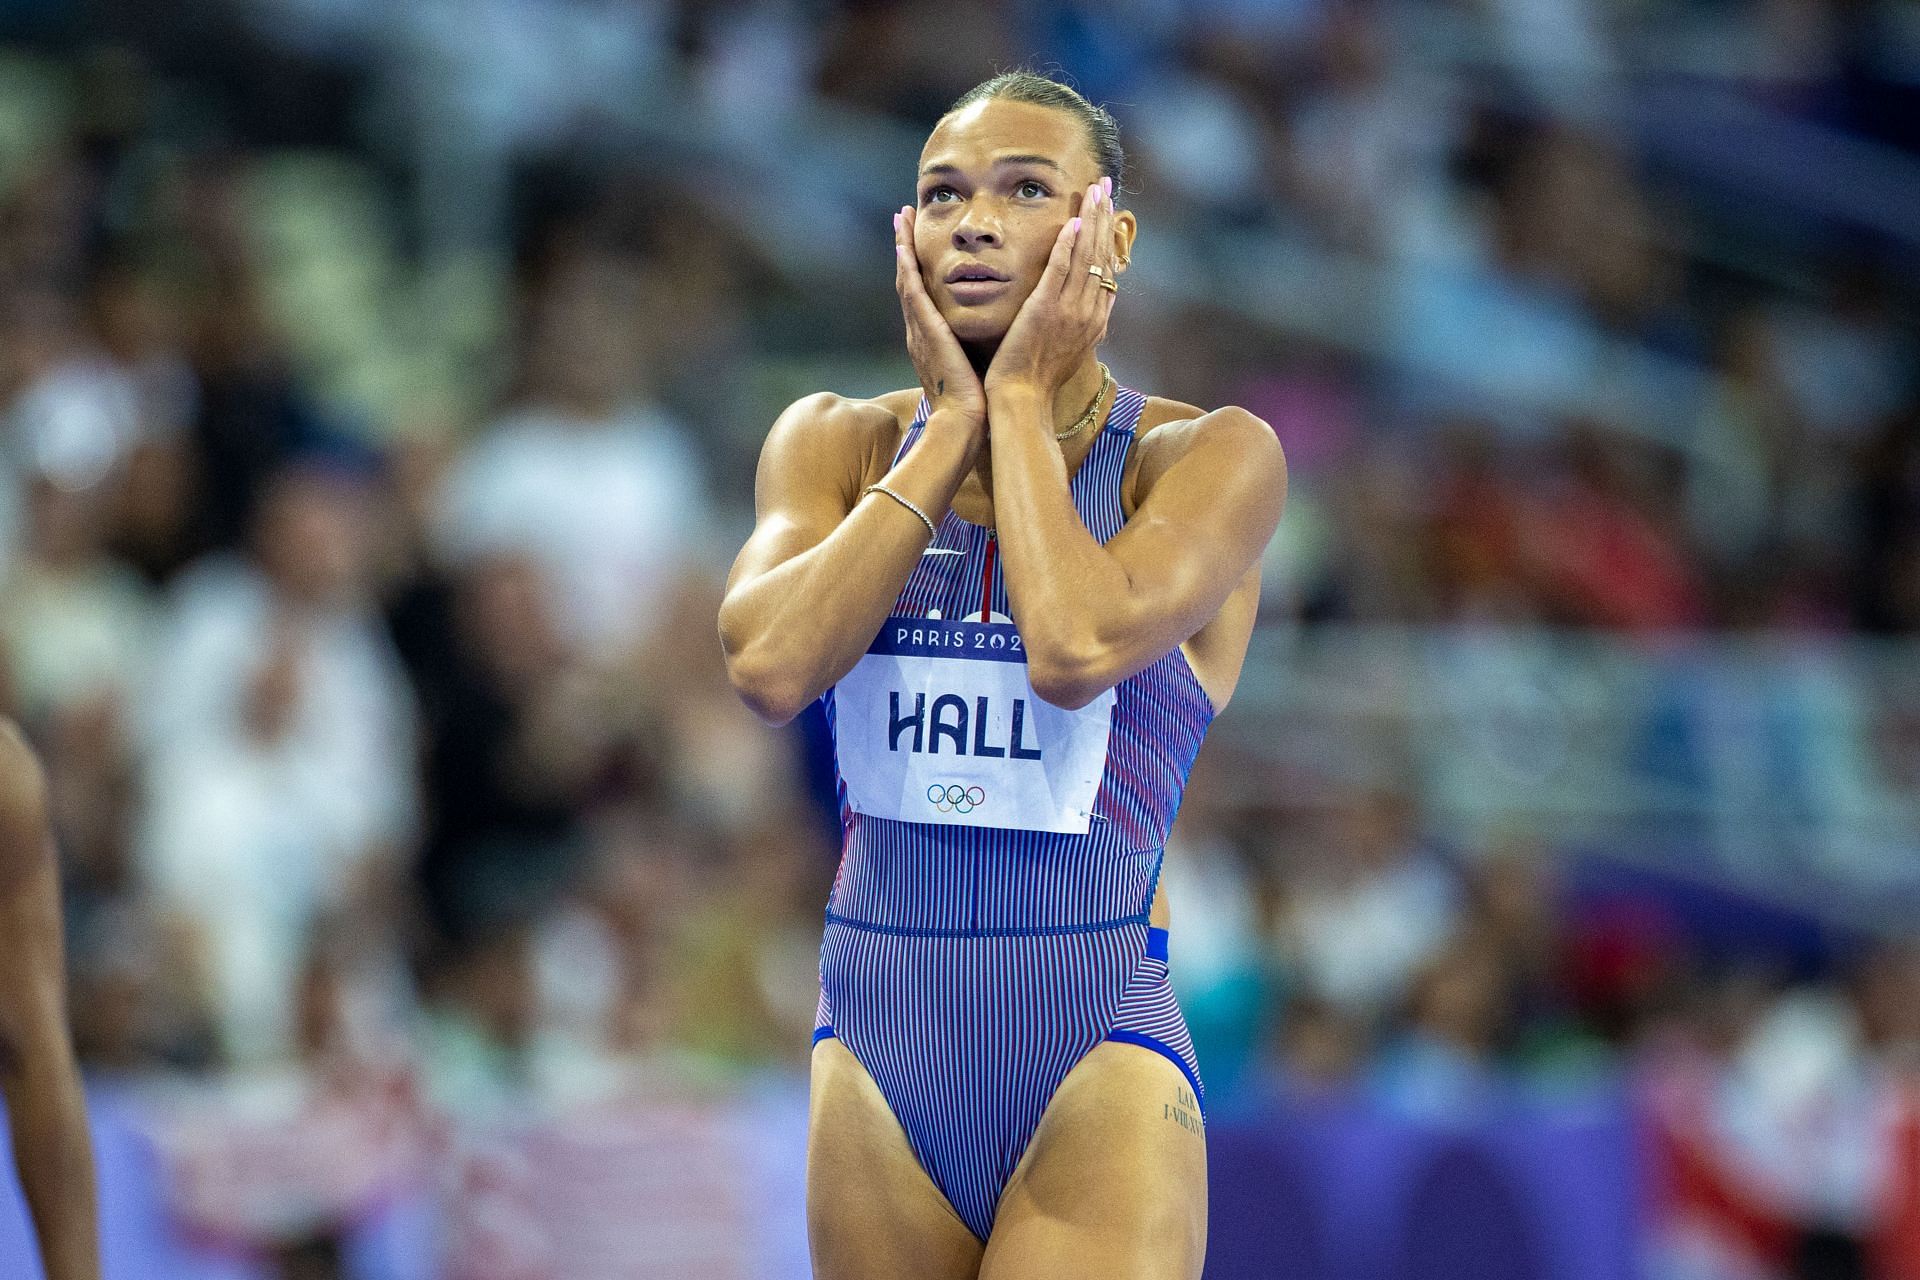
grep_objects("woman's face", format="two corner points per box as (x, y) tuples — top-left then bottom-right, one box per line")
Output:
(913, 98), (1133, 345)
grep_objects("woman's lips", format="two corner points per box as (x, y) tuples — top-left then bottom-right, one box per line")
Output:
(945, 278), (1013, 304)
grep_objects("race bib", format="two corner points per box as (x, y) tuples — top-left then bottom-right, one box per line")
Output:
(834, 616), (1116, 833)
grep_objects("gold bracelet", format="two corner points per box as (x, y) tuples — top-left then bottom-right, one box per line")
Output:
(862, 483), (937, 539)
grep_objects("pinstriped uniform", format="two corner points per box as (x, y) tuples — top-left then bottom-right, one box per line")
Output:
(814, 387), (1212, 1241)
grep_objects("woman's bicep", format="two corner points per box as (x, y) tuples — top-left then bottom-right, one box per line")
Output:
(725, 394), (874, 594)
(1101, 411), (1287, 655)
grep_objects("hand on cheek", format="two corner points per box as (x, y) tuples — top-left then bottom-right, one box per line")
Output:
(986, 177), (1120, 403)
(894, 205), (987, 429)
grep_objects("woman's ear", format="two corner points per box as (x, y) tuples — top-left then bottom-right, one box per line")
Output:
(1112, 209), (1138, 274)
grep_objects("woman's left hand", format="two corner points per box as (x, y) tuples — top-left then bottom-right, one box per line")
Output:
(984, 177), (1119, 403)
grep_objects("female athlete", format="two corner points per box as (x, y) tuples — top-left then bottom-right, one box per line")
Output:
(719, 72), (1286, 1279)
(0, 720), (100, 1280)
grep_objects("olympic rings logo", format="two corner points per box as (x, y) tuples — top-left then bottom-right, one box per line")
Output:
(928, 783), (986, 814)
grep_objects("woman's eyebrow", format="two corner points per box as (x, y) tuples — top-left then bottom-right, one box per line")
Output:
(918, 155), (1067, 177)
(991, 154), (1066, 172)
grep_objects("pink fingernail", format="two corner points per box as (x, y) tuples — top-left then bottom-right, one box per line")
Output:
(1103, 176), (1113, 197)
(1070, 217), (1082, 234)
(892, 213), (900, 231)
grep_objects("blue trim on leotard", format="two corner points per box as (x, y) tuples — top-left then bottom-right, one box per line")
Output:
(1106, 1030), (1207, 1112)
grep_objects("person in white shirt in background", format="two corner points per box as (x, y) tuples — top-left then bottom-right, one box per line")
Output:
(433, 246), (712, 663)
(1277, 787), (1461, 1023)
(137, 458), (418, 1064)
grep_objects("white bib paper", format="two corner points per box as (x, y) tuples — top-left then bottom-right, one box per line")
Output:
(834, 616), (1116, 833)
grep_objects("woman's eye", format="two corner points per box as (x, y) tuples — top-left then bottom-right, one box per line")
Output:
(921, 186), (959, 204)
(1016, 181), (1049, 199)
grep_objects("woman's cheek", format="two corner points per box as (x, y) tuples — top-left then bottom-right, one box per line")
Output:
(914, 222), (944, 260)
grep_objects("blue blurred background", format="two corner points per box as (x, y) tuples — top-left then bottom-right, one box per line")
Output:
(0, 0), (1917, 1276)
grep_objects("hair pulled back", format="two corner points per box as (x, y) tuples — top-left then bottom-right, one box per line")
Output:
(944, 72), (1125, 189)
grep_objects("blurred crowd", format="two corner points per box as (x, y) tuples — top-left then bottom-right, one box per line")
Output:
(0, 0), (1917, 1275)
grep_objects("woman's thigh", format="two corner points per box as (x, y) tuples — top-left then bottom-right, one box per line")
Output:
(808, 1036), (986, 1280)
(981, 1041), (1208, 1280)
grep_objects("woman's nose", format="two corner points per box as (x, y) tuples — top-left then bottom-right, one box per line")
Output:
(952, 206), (1001, 248)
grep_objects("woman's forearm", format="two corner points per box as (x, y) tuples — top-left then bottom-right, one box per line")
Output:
(0, 730), (98, 1280)
(4, 1062), (99, 1280)
(721, 412), (979, 722)
(986, 388), (1134, 671)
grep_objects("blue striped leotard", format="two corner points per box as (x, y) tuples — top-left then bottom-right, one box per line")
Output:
(814, 386), (1213, 1241)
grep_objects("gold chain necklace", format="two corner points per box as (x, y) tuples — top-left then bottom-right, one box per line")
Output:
(1054, 363), (1113, 442)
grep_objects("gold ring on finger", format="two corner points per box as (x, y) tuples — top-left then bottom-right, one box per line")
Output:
(1099, 277), (1118, 294)
(1088, 265), (1106, 278)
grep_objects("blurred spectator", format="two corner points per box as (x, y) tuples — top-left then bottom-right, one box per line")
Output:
(1854, 943), (1920, 1072)
(182, 250), (345, 560)
(1286, 1), (1459, 259)
(1853, 403), (1920, 634)
(1689, 307), (1806, 622)
(137, 459), (418, 1062)
(1524, 426), (1707, 631)
(1273, 789), (1462, 1023)
(0, 471), (154, 727)
(1465, 833), (1599, 1067)
(1373, 932), (1514, 1118)
(1269, 993), (1367, 1096)
(431, 247), (712, 661)
(815, 0), (1019, 122)
(416, 920), (545, 1116)
(408, 549), (599, 949)
(1428, 420), (1541, 624)
(1762, 269), (1912, 449)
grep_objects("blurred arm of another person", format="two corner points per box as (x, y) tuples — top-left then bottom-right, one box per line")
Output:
(0, 720), (100, 1280)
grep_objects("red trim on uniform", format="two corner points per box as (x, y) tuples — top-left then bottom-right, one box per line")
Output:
(980, 533), (998, 622)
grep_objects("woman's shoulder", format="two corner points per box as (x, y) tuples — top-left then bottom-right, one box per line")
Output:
(770, 388), (922, 459)
(1129, 395), (1285, 485)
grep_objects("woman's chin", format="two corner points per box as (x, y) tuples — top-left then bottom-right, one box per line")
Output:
(944, 309), (1012, 348)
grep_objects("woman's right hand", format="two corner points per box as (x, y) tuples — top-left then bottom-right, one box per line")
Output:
(895, 206), (986, 433)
